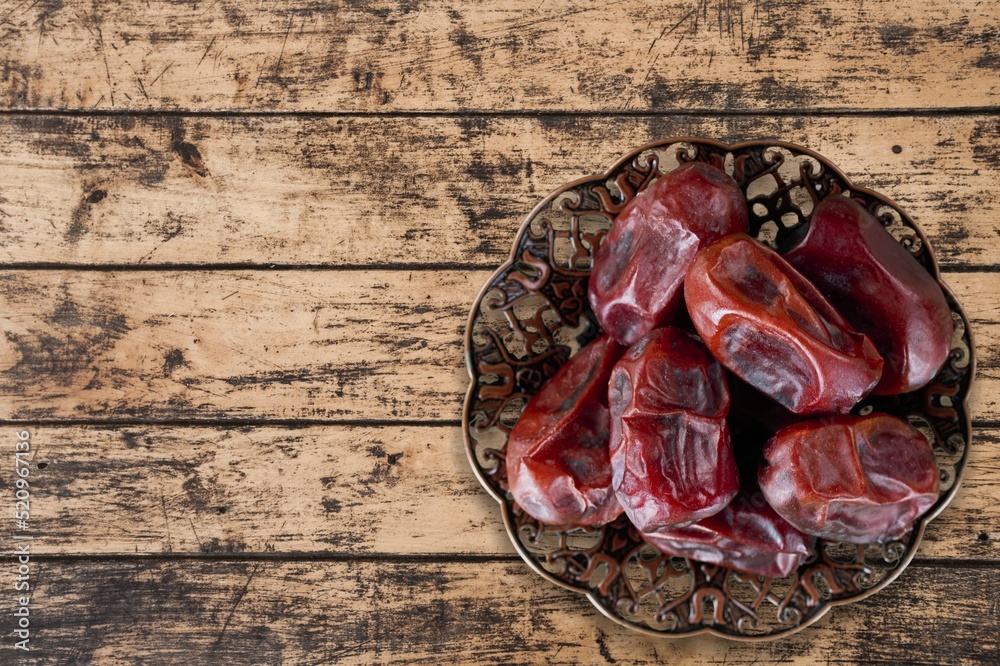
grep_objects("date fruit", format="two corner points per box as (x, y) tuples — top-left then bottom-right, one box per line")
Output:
(589, 162), (749, 346)
(758, 413), (940, 543)
(609, 327), (739, 532)
(506, 335), (626, 526)
(782, 195), (954, 395)
(642, 493), (814, 578)
(685, 234), (883, 415)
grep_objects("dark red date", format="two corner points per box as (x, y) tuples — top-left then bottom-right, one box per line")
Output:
(609, 327), (739, 532)
(589, 162), (749, 346)
(758, 413), (940, 543)
(685, 234), (883, 415)
(506, 335), (626, 526)
(782, 195), (954, 395)
(641, 492), (814, 578)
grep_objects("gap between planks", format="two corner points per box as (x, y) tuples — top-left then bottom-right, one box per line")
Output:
(1, 262), (1000, 273)
(0, 419), (996, 428)
(0, 108), (999, 119)
(0, 552), (994, 568)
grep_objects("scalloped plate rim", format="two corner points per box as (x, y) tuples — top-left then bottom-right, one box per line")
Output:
(462, 137), (976, 641)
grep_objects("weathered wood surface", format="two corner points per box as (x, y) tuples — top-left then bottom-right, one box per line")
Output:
(0, 0), (998, 113)
(3, 559), (997, 664)
(2, 425), (997, 560)
(0, 114), (998, 268)
(0, 269), (993, 421)
(1, 0), (997, 657)
(0, 269), (477, 421)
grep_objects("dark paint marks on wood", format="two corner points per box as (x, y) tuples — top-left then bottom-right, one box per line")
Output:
(970, 119), (1000, 170)
(172, 127), (209, 177)
(975, 54), (1000, 70)
(879, 23), (921, 56)
(163, 348), (190, 375)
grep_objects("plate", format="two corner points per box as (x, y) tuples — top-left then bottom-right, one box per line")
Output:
(462, 139), (975, 639)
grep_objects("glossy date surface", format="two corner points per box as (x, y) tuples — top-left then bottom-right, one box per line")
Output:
(685, 234), (883, 415)
(506, 335), (626, 526)
(783, 195), (954, 395)
(641, 492), (814, 578)
(588, 162), (749, 346)
(758, 413), (940, 544)
(609, 327), (739, 532)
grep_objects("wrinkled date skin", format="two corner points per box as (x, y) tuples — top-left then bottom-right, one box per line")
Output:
(759, 413), (940, 543)
(783, 196), (955, 395)
(642, 493), (814, 578)
(506, 335), (626, 526)
(685, 234), (883, 415)
(609, 327), (739, 532)
(589, 162), (749, 346)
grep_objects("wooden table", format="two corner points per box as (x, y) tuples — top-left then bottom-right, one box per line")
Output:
(0, 1), (997, 663)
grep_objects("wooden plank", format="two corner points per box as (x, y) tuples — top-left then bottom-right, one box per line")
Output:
(1, 424), (996, 560)
(5, 559), (997, 664)
(0, 269), (994, 421)
(0, 269), (478, 421)
(0, 114), (998, 268)
(0, 1), (997, 112)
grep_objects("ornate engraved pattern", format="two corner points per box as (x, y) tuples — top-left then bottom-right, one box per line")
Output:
(462, 139), (976, 639)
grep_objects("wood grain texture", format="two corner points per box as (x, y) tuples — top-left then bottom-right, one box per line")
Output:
(0, 0), (997, 112)
(0, 114), (998, 268)
(0, 269), (477, 421)
(3, 559), (997, 664)
(0, 269), (993, 421)
(1, 425), (996, 560)
(0, 0), (995, 658)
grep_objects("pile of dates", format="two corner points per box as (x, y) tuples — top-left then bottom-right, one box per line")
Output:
(505, 162), (951, 577)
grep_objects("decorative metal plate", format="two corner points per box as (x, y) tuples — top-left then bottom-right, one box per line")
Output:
(462, 139), (975, 640)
